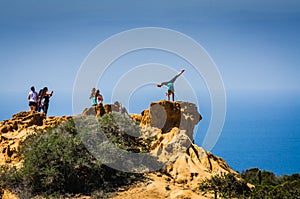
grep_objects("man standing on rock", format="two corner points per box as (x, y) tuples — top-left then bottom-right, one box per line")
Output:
(157, 69), (185, 101)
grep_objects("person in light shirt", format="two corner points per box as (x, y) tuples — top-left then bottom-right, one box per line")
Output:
(28, 86), (38, 111)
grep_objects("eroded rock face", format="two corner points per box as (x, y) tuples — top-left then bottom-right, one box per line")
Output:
(82, 102), (128, 117)
(0, 112), (45, 134)
(137, 100), (202, 141)
(0, 111), (71, 166)
(1, 102), (237, 199)
(140, 126), (237, 190)
(130, 101), (237, 196)
(164, 141), (236, 186)
(82, 104), (106, 117)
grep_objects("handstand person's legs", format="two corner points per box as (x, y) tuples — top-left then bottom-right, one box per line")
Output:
(168, 69), (185, 84)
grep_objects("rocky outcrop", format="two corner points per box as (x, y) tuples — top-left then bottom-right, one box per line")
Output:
(112, 145), (236, 198)
(1, 102), (129, 167)
(0, 101), (236, 199)
(0, 189), (19, 199)
(0, 111), (71, 166)
(82, 102), (128, 117)
(82, 104), (106, 117)
(133, 100), (202, 141)
(115, 101), (236, 199)
(134, 101), (235, 185)
(139, 126), (236, 190)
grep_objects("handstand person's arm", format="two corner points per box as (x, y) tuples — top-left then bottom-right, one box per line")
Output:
(160, 81), (169, 86)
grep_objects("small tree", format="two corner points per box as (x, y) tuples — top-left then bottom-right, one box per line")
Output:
(242, 168), (300, 198)
(199, 173), (250, 199)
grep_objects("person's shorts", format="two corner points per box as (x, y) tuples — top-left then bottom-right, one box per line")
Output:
(29, 101), (37, 106)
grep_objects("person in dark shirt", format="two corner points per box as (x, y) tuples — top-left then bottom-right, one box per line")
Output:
(41, 87), (53, 116)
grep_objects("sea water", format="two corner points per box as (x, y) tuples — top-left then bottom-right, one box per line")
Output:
(1, 92), (299, 175)
(211, 117), (300, 175)
(209, 92), (300, 175)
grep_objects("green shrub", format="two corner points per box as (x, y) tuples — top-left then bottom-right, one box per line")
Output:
(1, 113), (150, 197)
(0, 165), (22, 191)
(242, 168), (300, 198)
(77, 113), (161, 173)
(199, 169), (300, 199)
(198, 173), (250, 199)
(20, 119), (106, 194)
(97, 112), (145, 152)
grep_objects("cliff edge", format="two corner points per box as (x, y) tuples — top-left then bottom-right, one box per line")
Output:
(0, 112), (71, 167)
(0, 100), (237, 199)
(115, 101), (236, 199)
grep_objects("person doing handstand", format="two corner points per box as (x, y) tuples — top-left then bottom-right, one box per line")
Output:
(157, 69), (185, 101)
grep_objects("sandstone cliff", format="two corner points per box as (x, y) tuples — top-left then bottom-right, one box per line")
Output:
(137, 100), (202, 141)
(0, 112), (71, 167)
(113, 101), (236, 199)
(0, 101), (237, 199)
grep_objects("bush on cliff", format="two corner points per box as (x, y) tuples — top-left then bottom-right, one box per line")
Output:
(198, 173), (251, 198)
(21, 119), (105, 194)
(1, 112), (151, 197)
(198, 169), (300, 199)
(241, 168), (300, 198)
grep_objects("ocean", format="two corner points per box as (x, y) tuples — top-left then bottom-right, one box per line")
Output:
(211, 116), (300, 175)
(1, 91), (299, 176)
(209, 92), (300, 175)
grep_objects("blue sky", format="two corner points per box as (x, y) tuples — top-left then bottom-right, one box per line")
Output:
(0, 0), (300, 117)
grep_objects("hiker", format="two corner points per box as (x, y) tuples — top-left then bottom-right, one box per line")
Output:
(28, 86), (38, 111)
(96, 89), (104, 105)
(37, 89), (44, 112)
(157, 69), (185, 101)
(90, 88), (97, 106)
(41, 87), (53, 116)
